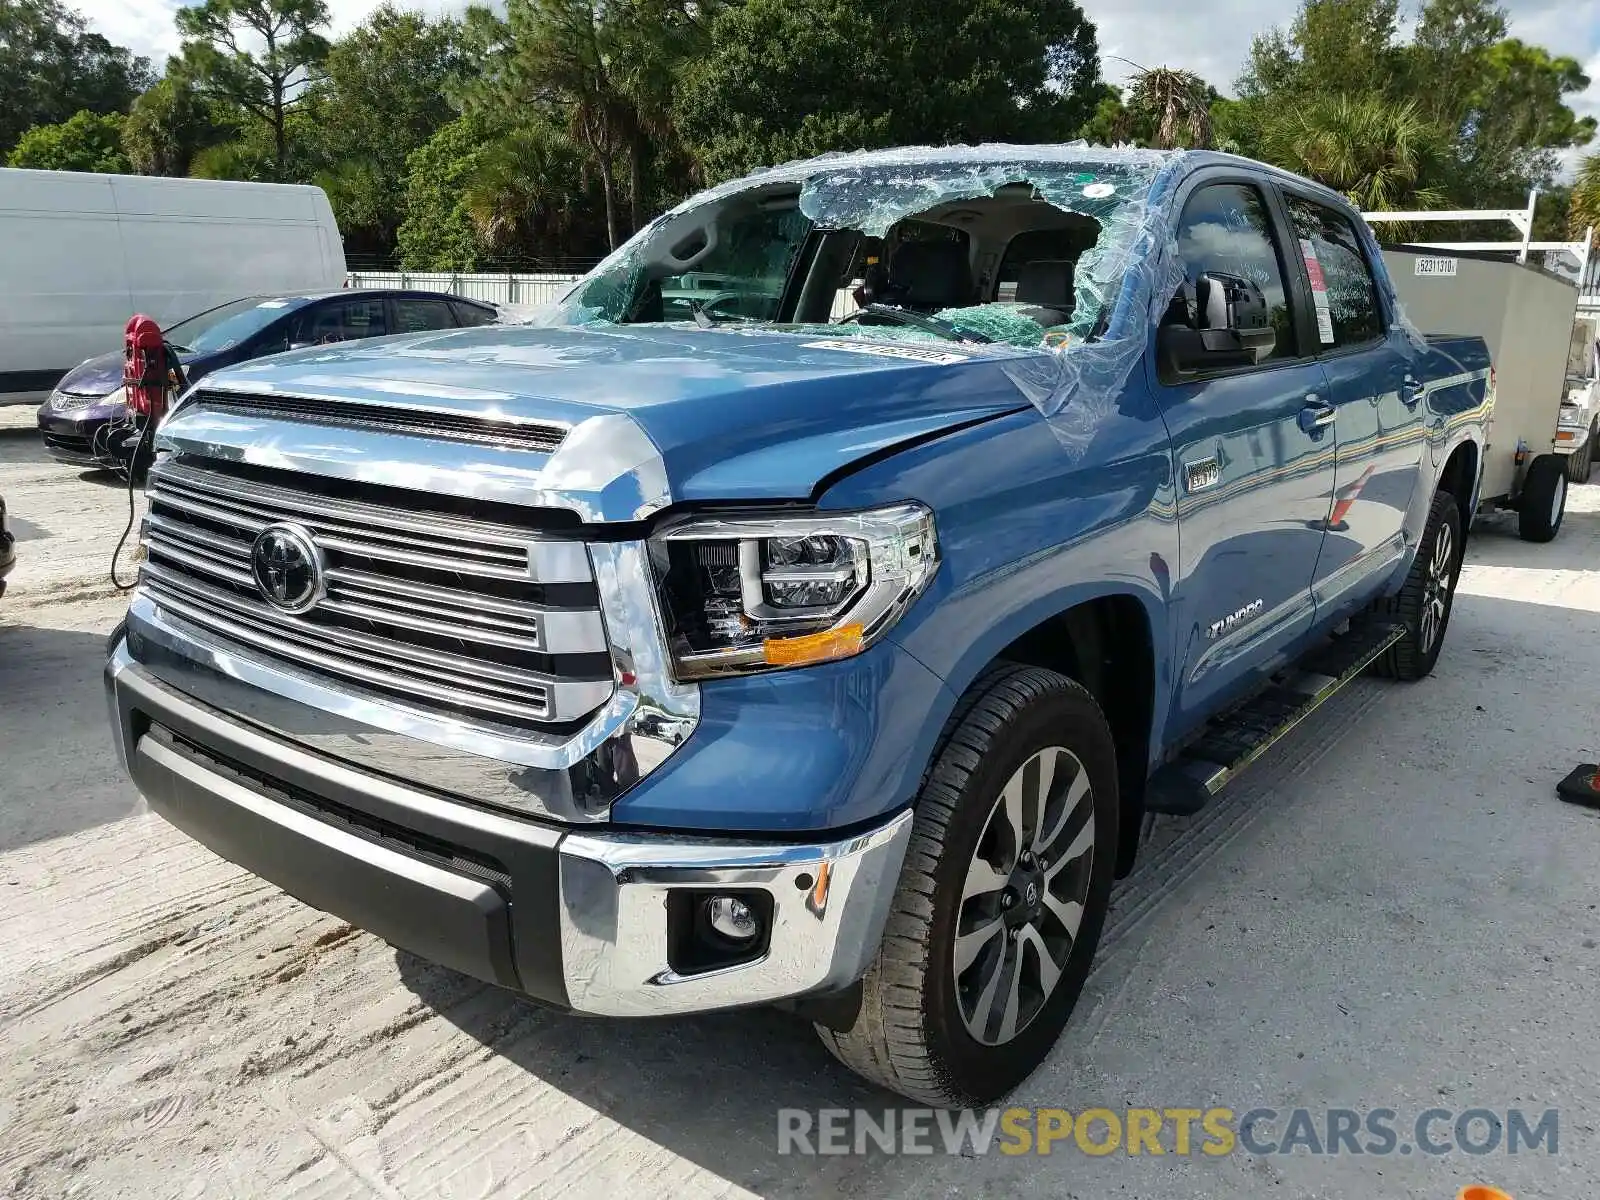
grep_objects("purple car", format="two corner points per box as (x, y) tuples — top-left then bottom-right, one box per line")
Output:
(36, 290), (498, 468)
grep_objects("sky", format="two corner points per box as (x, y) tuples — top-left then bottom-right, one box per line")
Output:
(78, 0), (1600, 170)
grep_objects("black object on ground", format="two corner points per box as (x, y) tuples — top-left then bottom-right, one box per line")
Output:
(1556, 764), (1600, 810)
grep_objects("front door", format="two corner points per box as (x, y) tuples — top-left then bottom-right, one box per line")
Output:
(1280, 192), (1426, 615)
(1153, 177), (1338, 742)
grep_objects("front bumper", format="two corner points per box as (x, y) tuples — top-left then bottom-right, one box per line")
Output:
(36, 407), (112, 467)
(107, 639), (912, 1016)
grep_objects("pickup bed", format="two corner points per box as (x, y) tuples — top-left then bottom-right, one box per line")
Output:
(106, 145), (1490, 1106)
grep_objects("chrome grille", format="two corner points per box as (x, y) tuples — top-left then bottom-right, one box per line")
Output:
(52, 390), (104, 411)
(139, 461), (614, 731)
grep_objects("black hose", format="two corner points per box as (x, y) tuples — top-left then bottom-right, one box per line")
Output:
(109, 348), (185, 593)
(110, 417), (156, 592)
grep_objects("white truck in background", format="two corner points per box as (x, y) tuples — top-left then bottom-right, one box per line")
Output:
(1559, 314), (1600, 476)
(0, 169), (345, 406)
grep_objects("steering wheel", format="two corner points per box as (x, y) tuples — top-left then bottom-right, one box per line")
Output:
(696, 293), (761, 323)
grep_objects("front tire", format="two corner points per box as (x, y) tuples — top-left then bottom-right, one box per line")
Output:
(1374, 489), (1462, 681)
(1565, 440), (1591, 483)
(815, 665), (1119, 1107)
(1519, 453), (1567, 543)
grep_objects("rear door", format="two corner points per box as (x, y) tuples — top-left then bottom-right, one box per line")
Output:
(1277, 190), (1424, 615)
(1154, 174), (1338, 739)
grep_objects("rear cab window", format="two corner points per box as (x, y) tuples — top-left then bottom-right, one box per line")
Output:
(1283, 195), (1385, 350)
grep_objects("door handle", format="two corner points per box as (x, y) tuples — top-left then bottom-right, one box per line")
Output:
(1400, 374), (1424, 408)
(1299, 395), (1336, 434)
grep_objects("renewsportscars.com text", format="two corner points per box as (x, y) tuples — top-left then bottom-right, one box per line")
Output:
(777, 1107), (1559, 1157)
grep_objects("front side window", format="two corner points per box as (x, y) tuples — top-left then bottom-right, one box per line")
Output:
(1285, 195), (1384, 349)
(1171, 183), (1295, 364)
(297, 299), (387, 345)
(659, 205), (812, 323)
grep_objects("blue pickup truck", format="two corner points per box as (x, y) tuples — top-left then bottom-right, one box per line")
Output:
(105, 144), (1490, 1106)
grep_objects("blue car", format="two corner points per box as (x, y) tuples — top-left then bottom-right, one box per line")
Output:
(36, 289), (498, 469)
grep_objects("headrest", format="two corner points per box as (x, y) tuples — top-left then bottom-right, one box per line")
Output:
(1015, 260), (1076, 308)
(888, 240), (973, 309)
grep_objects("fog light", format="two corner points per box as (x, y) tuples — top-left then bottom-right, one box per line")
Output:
(705, 895), (760, 943)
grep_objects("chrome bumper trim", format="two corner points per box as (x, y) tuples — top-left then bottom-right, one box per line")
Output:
(558, 810), (913, 1016)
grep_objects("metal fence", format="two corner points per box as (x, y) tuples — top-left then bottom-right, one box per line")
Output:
(343, 270), (586, 307)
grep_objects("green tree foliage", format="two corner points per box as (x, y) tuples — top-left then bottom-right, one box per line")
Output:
(307, 5), (465, 247)
(460, 0), (713, 250)
(396, 116), (494, 270)
(6, 108), (128, 171)
(0, 0), (153, 156)
(174, 0), (331, 178)
(121, 75), (236, 176)
(1573, 155), (1600, 240)
(1255, 93), (1447, 211)
(677, 0), (1100, 182)
(1234, 0), (1595, 212)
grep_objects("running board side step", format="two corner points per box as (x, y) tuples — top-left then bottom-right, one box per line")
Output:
(1144, 620), (1406, 817)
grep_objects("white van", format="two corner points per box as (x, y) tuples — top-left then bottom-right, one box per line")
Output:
(0, 169), (345, 405)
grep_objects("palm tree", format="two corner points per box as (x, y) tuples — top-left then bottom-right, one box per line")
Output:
(1128, 66), (1214, 150)
(1255, 93), (1447, 214)
(1571, 152), (1600, 239)
(1103, 59), (1214, 150)
(462, 121), (586, 254)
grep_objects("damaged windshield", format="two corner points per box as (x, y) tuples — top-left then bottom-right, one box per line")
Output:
(544, 144), (1173, 350)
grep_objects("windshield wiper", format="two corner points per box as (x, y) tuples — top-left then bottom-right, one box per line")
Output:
(838, 303), (993, 345)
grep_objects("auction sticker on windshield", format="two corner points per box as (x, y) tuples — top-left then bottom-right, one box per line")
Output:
(802, 339), (972, 364)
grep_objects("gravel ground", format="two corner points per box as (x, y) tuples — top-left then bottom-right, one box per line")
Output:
(3, 406), (1599, 1199)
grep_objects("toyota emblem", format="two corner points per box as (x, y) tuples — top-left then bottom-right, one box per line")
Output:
(250, 523), (323, 613)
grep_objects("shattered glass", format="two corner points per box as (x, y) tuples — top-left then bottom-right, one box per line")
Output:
(522, 142), (1194, 457)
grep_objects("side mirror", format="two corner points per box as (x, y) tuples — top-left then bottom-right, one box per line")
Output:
(1159, 271), (1277, 377)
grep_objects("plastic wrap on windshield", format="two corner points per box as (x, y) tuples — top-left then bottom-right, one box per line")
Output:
(529, 143), (1191, 457)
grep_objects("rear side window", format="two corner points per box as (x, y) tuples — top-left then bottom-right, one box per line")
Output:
(452, 300), (497, 327)
(1285, 196), (1384, 349)
(1171, 183), (1295, 364)
(392, 298), (458, 333)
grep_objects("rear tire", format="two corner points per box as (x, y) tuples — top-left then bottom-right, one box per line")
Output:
(1519, 454), (1567, 543)
(1374, 489), (1462, 682)
(814, 665), (1119, 1107)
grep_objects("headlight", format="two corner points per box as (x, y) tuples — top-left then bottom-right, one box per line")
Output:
(648, 502), (938, 679)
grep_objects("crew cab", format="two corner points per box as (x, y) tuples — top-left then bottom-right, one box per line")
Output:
(105, 146), (1490, 1106)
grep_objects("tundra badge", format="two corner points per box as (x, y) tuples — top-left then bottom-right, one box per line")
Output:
(1208, 598), (1264, 640)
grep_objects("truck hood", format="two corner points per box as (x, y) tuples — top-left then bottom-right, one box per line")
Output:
(189, 324), (1037, 513)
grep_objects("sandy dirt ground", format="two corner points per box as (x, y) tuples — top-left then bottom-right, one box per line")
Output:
(3, 407), (1600, 1199)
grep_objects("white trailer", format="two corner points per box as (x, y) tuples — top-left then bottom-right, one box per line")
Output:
(1368, 195), (1593, 541)
(0, 170), (346, 406)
